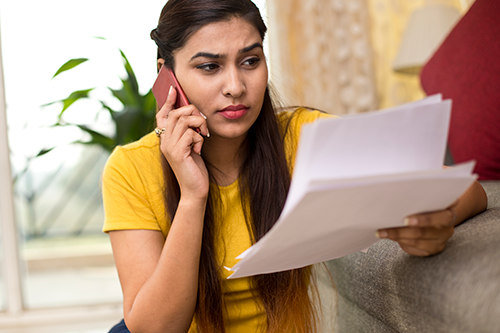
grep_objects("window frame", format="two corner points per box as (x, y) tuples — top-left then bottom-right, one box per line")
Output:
(0, 21), (23, 317)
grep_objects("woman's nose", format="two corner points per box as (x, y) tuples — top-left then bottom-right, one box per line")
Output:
(222, 67), (246, 98)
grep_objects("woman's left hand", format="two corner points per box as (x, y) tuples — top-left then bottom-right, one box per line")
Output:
(376, 204), (457, 257)
(377, 180), (487, 257)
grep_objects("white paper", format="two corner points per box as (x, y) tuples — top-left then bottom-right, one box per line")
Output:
(228, 96), (476, 279)
(282, 96), (451, 220)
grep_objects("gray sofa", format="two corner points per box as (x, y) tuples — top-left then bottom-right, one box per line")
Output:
(325, 181), (500, 333)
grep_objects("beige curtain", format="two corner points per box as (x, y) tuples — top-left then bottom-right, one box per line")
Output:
(267, 0), (378, 115)
(267, 0), (471, 114)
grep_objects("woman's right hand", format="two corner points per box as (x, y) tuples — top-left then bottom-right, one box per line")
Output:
(156, 86), (210, 200)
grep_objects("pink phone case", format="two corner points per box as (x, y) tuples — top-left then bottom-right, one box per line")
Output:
(152, 66), (189, 109)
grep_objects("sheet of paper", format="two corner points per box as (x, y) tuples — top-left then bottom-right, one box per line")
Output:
(230, 166), (476, 278)
(282, 96), (450, 219)
(228, 96), (476, 279)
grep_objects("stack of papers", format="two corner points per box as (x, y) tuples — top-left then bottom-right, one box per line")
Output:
(227, 95), (476, 279)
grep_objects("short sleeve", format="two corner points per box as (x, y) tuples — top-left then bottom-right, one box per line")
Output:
(279, 108), (336, 170)
(102, 146), (163, 233)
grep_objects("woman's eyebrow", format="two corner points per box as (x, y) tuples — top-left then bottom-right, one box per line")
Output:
(190, 52), (223, 61)
(239, 42), (263, 54)
(189, 42), (263, 61)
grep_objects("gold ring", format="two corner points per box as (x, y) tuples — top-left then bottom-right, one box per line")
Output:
(155, 127), (166, 137)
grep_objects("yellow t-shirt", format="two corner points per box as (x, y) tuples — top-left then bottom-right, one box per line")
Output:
(102, 109), (331, 332)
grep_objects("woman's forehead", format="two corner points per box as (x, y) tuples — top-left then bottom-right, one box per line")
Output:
(178, 18), (262, 58)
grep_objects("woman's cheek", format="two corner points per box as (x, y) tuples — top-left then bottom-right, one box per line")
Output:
(184, 80), (212, 112)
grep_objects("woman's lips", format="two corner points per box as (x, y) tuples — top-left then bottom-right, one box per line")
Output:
(218, 105), (249, 120)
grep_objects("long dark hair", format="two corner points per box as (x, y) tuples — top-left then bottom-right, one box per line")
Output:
(151, 1), (318, 332)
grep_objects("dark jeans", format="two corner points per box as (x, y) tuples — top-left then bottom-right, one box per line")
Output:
(109, 319), (131, 333)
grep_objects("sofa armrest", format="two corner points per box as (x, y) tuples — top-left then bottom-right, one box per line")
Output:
(326, 181), (500, 333)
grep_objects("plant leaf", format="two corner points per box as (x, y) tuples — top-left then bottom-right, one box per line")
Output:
(40, 41), (156, 156)
(36, 147), (56, 157)
(41, 88), (93, 117)
(52, 58), (89, 78)
(119, 49), (140, 99)
(141, 89), (157, 115)
(119, 49), (136, 84)
(58, 88), (94, 117)
(100, 101), (117, 114)
(110, 86), (128, 106)
(75, 124), (116, 152)
(40, 101), (58, 108)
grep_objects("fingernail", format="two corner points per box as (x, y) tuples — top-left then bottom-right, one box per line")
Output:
(375, 230), (387, 238)
(207, 130), (210, 138)
(168, 86), (173, 96)
(199, 111), (207, 119)
(404, 217), (418, 226)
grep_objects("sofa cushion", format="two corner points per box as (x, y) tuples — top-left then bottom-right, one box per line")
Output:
(420, 0), (500, 180)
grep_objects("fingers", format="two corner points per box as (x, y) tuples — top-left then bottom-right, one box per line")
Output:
(156, 86), (210, 139)
(189, 130), (204, 156)
(375, 205), (459, 257)
(161, 118), (206, 161)
(403, 205), (457, 228)
(376, 225), (453, 241)
(156, 86), (177, 128)
(376, 225), (454, 257)
(167, 108), (210, 141)
(155, 91), (209, 160)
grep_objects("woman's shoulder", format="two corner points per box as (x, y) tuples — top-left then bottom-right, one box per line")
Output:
(276, 107), (336, 168)
(103, 131), (161, 180)
(116, 131), (159, 153)
(276, 107), (335, 131)
(107, 131), (159, 161)
(101, 131), (166, 236)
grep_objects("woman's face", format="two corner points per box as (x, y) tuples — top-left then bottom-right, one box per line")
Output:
(170, 17), (268, 142)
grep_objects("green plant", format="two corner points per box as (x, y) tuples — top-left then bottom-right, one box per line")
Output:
(13, 40), (158, 239)
(44, 40), (157, 152)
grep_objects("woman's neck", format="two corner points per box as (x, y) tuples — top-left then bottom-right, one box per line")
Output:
(201, 134), (246, 186)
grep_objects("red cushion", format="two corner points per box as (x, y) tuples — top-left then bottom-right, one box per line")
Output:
(420, 0), (500, 180)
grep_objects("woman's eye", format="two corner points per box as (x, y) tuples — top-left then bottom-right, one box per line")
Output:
(196, 63), (219, 72)
(242, 57), (260, 67)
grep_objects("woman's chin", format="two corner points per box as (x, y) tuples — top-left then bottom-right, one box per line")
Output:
(207, 115), (258, 141)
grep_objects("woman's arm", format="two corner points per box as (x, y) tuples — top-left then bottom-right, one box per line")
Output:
(376, 180), (487, 256)
(110, 87), (210, 333)
(110, 197), (206, 333)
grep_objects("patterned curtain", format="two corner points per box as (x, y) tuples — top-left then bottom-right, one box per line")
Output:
(267, 0), (471, 114)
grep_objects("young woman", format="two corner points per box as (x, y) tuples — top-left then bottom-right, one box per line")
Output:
(102, 1), (487, 332)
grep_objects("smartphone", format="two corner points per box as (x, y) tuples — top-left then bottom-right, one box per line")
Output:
(152, 65), (189, 109)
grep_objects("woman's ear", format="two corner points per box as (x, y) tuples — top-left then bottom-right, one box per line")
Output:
(157, 58), (166, 72)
